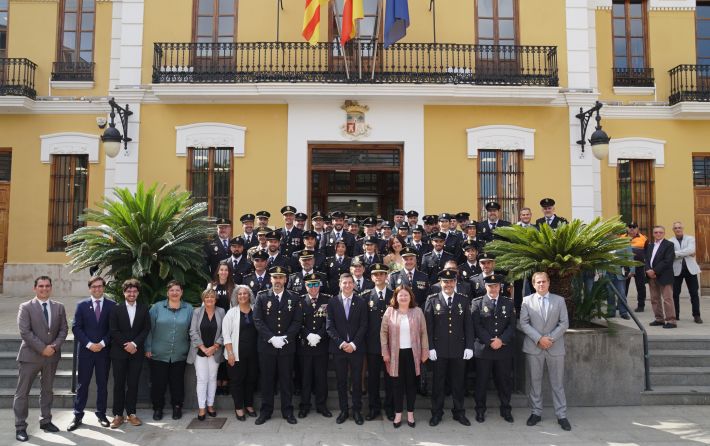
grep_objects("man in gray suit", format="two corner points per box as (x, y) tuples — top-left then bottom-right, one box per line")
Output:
(13, 276), (68, 442)
(671, 222), (702, 324)
(520, 271), (571, 431)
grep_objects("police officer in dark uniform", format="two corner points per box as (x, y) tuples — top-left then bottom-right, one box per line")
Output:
(255, 210), (271, 230)
(471, 274), (516, 423)
(322, 211), (356, 257)
(310, 211), (327, 248)
(279, 206), (304, 257)
(428, 261), (475, 302)
(408, 225), (431, 268)
(421, 231), (455, 283)
(243, 251), (271, 295)
(477, 202), (512, 246)
(406, 210), (419, 232)
(204, 218), (233, 276)
(360, 263), (394, 421)
(470, 252), (511, 299)
(227, 236), (253, 284)
(458, 240), (482, 284)
(359, 236), (384, 268)
(392, 209), (406, 230)
(240, 214), (259, 250)
(324, 240), (351, 296)
(298, 274), (332, 419)
(253, 266), (304, 425)
(535, 198), (569, 229)
(288, 250), (328, 295)
(264, 231), (290, 270)
(389, 247), (430, 307)
(425, 269), (475, 426)
(291, 230), (326, 273)
(456, 212), (471, 232)
(294, 212), (308, 231)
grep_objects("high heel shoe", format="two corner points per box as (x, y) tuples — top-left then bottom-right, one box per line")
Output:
(393, 420), (401, 428)
(407, 420), (416, 428)
(207, 408), (217, 418)
(246, 409), (257, 418)
(197, 412), (206, 421)
(235, 411), (246, 421)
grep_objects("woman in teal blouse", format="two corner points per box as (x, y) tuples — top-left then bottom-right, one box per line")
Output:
(145, 280), (193, 421)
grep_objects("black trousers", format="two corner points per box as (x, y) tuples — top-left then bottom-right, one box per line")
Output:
(333, 352), (364, 412)
(673, 268), (701, 318)
(74, 352), (110, 417)
(150, 359), (186, 410)
(431, 357), (466, 417)
(227, 349), (258, 410)
(474, 357), (513, 413)
(392, 348), (417, 413)
(367, 353), (393, 413)
(259, 353), (294, 417)
(626, 271), (647, 308)
(300, 353), (329, 411)
(111, 354), (144, 416)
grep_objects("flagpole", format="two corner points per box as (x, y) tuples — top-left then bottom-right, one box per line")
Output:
(429, 0), (437, 43)
(370, 0), (383, 80)
(331, 0), (351, 80)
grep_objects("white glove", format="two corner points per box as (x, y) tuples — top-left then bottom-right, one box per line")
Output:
(269, 336), (286, 349)
(429, 349), (437, 361)
(463, 349), (473, 360)
(306, 333), (321, 346)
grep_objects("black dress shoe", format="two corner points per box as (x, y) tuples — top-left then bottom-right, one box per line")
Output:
(97, 414), (110, 428)
(475, 412), (485, 423)
(197, 413), (206, 421)
(336, 411), (349, 424)
(285, 414), (298, 424)
(207, 409), (217, 418)
(663, 323), (677, 329)
(386, 411), (395, 421)
(236, 412), (246, 421)
(247, 409), (257, 418)
(153, 410), (163, 421)
(454, 414), (471, 426)
(407, 420), (416, 428)
(172, 406), (182, 420)
(649, 320), (664, 326)
(621, 314), (630, 320)
(501, 412), (514, 423)
(298, 409), (309, 418)
(695, 316), (704, 324)
(317, 408), (332, 418)
(634, 307), (645, 312)
(365, 410), (380, 421)
(16, 430), (28, 442)
(67, 417), (83, 431)
(526, 414), (542, 426)
(429, 415), (441, 426)
(558, 417), (572, 431)
(255, 414), (270, 425)
(40, 421), (60, 432)
(353, 411), (364, 425)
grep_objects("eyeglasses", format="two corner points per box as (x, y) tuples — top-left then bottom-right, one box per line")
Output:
(306, 282), (321, 288)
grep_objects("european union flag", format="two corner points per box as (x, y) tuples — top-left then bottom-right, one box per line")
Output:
(384, 0), (410, 48)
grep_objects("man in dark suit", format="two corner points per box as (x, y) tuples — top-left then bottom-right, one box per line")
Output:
(324, 240), (351, 295)
(535, 198), (568, 229)
(108, 279), (151, 428)
(645, 225), (677, 328)
(228, 236), (253, 284)
(279, 205), (305, 257)
(471, 274), (516, 423)
(68, 276), (116, 431)
(288, 250), (329, 295)
(265, 231), (291, 270)
(421, 232), (455, 284)
(458, 240), (481, 283)
(13, 276), (68, 442)
(408, 225), (431, 267)
(291, 230), (326, 272)
(477, 202), (512, 246)
(298, 274), (332, 419)
(389, 247), (430, 307)
(204, 218), (233, 276)
(326, 273), (368, 425)
(243, 250), (272, 295)
(253, 266), (304, 425)
(439, 213), (463, 257)
(361, 264), (394, 421)
(322, 211), (356, 257)
(240, 214), (259, 251)
(350, 257), (374, 294)
(425, 269), (474, 427)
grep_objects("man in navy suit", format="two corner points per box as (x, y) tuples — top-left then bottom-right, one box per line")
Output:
(326, 273), (367, 425)
(645, 225), (677, 328)
(68, 276), (116, 431)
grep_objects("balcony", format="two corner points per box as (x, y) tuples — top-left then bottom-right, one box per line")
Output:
(0, 58), (37, 99)
(613, 67), (655, 87)
(669, 64), (710, 105)
(51, 61), (95, 82)
(152, 42), (558, 87)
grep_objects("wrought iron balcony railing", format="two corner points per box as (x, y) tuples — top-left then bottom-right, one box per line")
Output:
(153, 41), (558, 87)
(669, 64), (710, 105)
(613, 67), (655, 87)
(51, 61), (95, 82)
(0, 58), (37, 99)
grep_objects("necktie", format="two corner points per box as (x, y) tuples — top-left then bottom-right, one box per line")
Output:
(447, 296), (452, 308)
(368, 256), (373, 264)
(338, 257), (343, 265)
(223, 239), (228, 249)
(379, 290), (384, 300)
(491, 298), (497, 311)
(246, 235), (251, 244)
(541, 297), (547, 320)
(94, 300), (101, 321)
(491, 222), (496, 230)
(415, 243), (420, 250)
(547, 218), (553, 225)
(357, 280), (362, 291)
(258, 276), (264, 286)
(42, 302), (49, 324)
(408, 271), (413, 283)
(269, 256), (275, 265)
(335, 232), (341, 241)
(344, 297), (350, 319)
(435, 252), (441, 263)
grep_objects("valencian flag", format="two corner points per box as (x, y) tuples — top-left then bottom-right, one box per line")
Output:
(384, 0), (410, 48)
(341, 0), (364, 46)
(302, 0), (325, 46)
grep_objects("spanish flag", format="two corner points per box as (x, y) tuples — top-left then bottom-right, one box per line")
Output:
(302, 0), (324, 46)
(340, 0), (364, 46)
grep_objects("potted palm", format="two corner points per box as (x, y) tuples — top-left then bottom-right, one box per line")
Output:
(65, 182), (214, 305)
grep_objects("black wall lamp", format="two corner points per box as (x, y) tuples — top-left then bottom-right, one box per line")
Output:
(576, 100), (611, 160)
(101, 97), (132, 158)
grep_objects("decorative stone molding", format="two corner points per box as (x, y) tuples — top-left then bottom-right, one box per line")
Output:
(40, 132), (100, 164)
(608, 137), (665, 167)
(613, 86), (656, 96)
(466, 125), (536, 159)
(648, 0), (696, 10)
(591, 0), (612, 10)
(50, 81), (95, 90)
(175, 123), (246, 157)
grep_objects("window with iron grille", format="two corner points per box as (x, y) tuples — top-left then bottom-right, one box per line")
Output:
(612, 0), (648, 69)
(693, 155), (710, 187)
(48, 155), (88, 252)
(0, 151), (10, 182)
(478, 150), (524, 223)
(55, 0), (96, 81)
(618, 159), (655, 238)
(187, 147), (233, 220)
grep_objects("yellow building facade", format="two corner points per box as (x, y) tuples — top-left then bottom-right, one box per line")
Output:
(0, 0), (709, 294)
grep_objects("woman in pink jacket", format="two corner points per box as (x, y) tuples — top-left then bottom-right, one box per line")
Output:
(380, 286), (429, 428)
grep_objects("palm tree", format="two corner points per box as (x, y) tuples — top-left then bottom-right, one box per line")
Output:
(486, 216), (638, 323)
(65, 182), (214, 305)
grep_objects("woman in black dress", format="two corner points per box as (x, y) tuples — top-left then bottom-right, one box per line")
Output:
(211, 261), (235, 393)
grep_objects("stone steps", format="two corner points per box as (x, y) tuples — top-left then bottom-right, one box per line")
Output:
(648, 350), (710, 367)
(649, 367), (710, 386)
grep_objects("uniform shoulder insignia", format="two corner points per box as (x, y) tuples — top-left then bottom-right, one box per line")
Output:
(426, 293), (438, 299)
(472, 296), (483, 302)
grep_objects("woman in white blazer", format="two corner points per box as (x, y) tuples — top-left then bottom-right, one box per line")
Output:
(222, 284), (258, 420)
